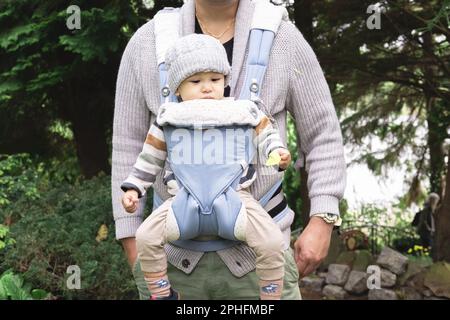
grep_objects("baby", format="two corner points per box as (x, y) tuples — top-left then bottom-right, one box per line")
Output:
(121, 34), (291, 300)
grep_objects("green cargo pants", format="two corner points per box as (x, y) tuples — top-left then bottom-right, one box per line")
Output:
(132, 247), (302, 300)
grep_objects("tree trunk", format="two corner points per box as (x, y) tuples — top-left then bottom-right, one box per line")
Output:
(423, 33), (445, 197)
(434, 150), (450, 262)
(426, 97), (445, 197)
(71, 118), (110, 178)
(61, 83), (112, 179)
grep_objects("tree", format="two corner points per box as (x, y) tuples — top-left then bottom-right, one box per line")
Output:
(0, 0), (152, 177)
(311, 0), (449, 197)
(281, 1), (449, 250)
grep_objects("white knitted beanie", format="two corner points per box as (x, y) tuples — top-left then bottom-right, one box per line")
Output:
(165, 34), (231, 93)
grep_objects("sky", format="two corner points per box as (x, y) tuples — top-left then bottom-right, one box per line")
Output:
(344, 161), (408, 211)
(342, 129), (423, 214)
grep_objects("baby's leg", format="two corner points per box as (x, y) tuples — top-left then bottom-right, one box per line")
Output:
(135, 197), (179, 299)
(237, 189), (285, 300)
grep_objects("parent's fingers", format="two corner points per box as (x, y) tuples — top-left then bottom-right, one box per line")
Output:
(301, 262), (318, 278)
(295, 246), (321, 278)
(295, 244), (308, 277)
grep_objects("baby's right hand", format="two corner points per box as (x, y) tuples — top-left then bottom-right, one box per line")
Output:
(122, 190), (139, 213)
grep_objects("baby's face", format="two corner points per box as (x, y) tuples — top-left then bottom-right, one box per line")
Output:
(176, 72), (225, 101)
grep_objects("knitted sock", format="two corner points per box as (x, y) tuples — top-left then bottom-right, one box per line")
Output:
(144, 270), (171, 299)
(259, 279), (283, 300)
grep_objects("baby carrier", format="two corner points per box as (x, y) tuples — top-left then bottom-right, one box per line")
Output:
(153, 0), (289, 251)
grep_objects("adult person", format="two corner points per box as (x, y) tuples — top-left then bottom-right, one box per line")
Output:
(412, 192), (440, 249)
(112, 0), (346, 299)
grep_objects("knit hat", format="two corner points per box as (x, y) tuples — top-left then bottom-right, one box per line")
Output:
(165, 34), (231, 94)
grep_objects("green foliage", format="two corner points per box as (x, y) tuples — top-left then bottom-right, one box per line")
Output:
(59, 6), (122, 63)
(0, 0), (146, 175)
(0, 154), (44, 208)
(0, 224), (15, 251)
(0, 271), (32, 300)
(0, 153), (80, 219)
(343, 202), (419, 254)
(0, 270), (49, 300)
(48, 120), (74, 140)
(1, 175), (137, 300)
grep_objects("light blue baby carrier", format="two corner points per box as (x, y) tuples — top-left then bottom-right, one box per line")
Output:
(152, 1), (289, 251)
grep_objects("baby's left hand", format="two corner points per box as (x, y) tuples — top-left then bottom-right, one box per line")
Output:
(276, 148), (291, 170)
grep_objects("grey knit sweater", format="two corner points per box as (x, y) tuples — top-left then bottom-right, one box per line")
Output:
(112, 0), (346, 276)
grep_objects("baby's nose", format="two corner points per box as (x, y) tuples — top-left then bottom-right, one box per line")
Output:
(202, 84), (212, 92)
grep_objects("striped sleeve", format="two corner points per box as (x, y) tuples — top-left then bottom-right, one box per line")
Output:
(253, 110), (286, 160)
(121, 122), (167, 197)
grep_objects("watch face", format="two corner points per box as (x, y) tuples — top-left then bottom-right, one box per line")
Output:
(325, 213), (338, 222)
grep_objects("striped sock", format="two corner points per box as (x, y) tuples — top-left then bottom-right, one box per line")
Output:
(259, 279), (283, 300)
(144, 270), (171, 299)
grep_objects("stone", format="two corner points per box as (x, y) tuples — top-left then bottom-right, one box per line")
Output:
(380, 268), (397, 288)
(424, 296), (450, 300)
(317, 272), (328, 279)
(336, 250), (373, 271)
(406, 270), (426, 290)
(376, 247), (408, 275)
(336, 251), (356, 268)
(352, 250), (373, 272)
(423, 262), (450, 299)
(368, 288), (398, 300)
(299, 276), (325, 292)
(344, 270), (368, 294)
(326, 264), (351, 286)
(398, 287), (422, 300)
(323, 285), (347, 300)
(398, 260), (427, 286)
(423, 289), (433, 297)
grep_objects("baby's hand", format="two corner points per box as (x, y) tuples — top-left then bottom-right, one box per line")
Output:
(122, 190), (139, 213)
(276, 148), (291, 170)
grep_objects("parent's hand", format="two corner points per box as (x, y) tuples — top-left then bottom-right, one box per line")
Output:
(294, 216), (334, 278)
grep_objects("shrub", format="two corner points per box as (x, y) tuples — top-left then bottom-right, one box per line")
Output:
(0, 153), (80, 225)
(1, 174), (139, 299)
(0, 154), (45, 209)
(0, 270), (49, 300)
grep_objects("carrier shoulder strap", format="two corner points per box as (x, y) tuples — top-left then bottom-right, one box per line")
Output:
(154, 7), (181, 104)
(239, 0), (288, 101)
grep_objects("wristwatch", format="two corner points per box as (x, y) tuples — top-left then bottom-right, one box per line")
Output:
(312, 212), (342, 227)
